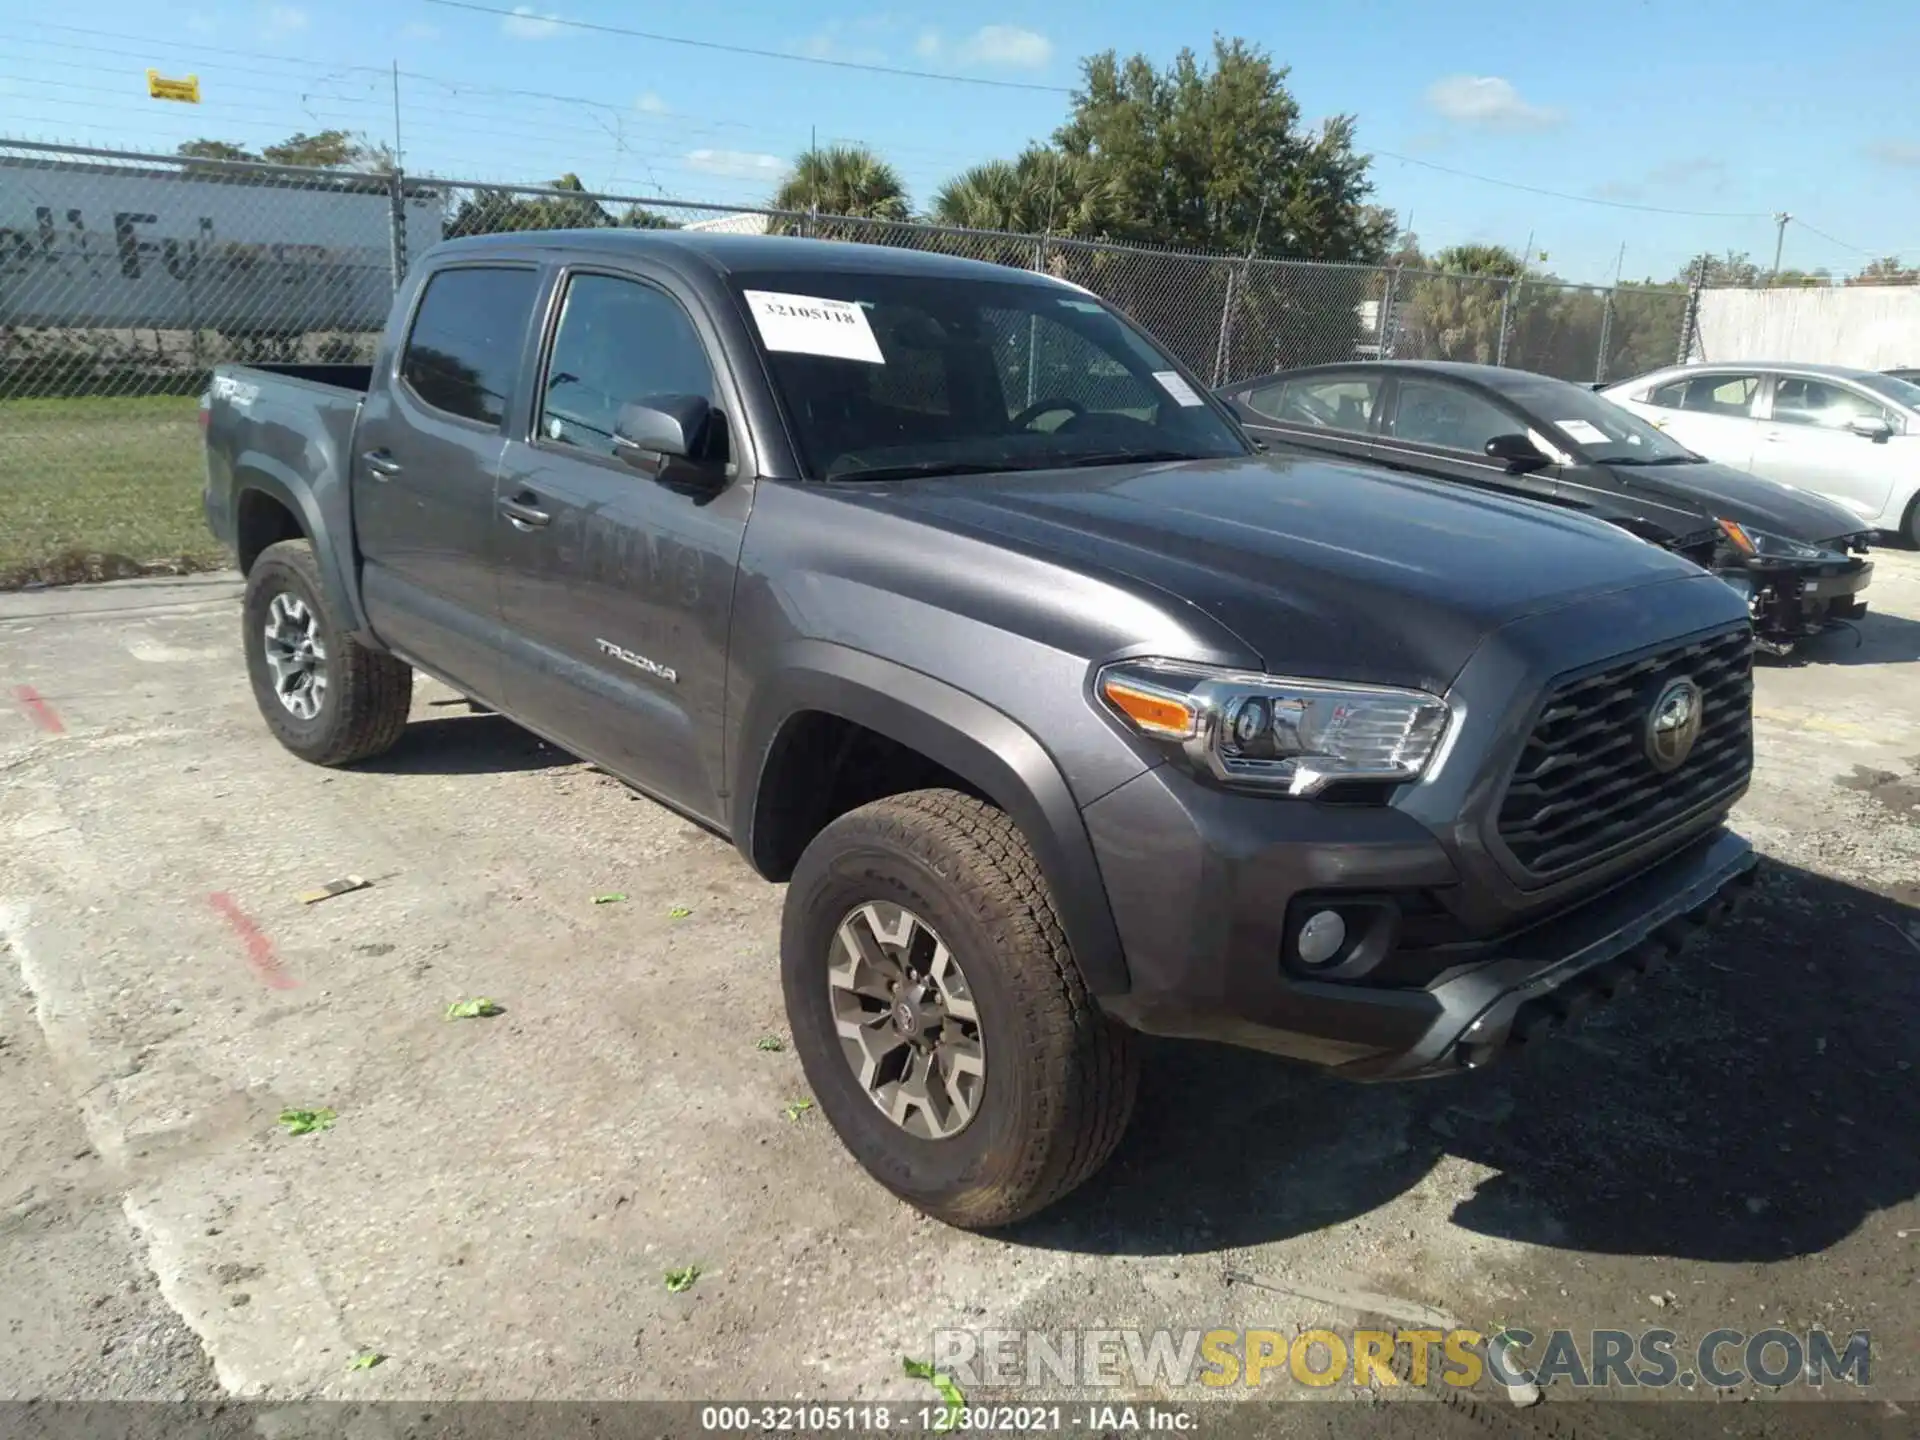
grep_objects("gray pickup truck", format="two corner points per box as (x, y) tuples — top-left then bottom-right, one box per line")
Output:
(204, 230), (1759, 1228)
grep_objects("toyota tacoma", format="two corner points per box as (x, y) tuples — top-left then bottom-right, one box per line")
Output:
(203, 231), (1759, 1228)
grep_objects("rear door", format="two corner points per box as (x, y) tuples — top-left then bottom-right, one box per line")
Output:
(1631, 370), (1761, 472)
(1226, 369), (1385, 465)
(353, 263), (541, 700)
(493, 265), (756, 824)
(1753, 374), (1901, 524)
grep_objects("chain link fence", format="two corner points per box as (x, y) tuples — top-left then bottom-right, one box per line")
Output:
(1, 138), (1693, 586)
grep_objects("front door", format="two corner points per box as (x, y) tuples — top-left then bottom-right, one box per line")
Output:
(494, 268), (755, 825)
(352, 263), (542, 700)
(1753, 374), (1901, 525)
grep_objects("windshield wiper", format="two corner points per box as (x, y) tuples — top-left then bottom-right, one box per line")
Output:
(1049, 448), (1207, 469)
(1607, 454), (1702, 467)
(825, 459), (1010, 482)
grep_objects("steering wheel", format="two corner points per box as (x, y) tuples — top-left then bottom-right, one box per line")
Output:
(1011, 396), (1086, 431)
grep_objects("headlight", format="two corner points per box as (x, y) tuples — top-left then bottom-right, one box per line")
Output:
(1097, 659), (1451, 796)
(1716, 519), (1830, 561)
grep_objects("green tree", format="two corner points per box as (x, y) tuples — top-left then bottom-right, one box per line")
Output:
(1051, 36), (1391, 261)
(177, 139), (256, 162)
(1397, 244), (1523, 365)
(772, 145), (909, 221)
(261, 130), (361, 168)
(446, 173), (616, 238)
(620, 204), (682, 230)
(931, 147), (1114, 237)
(1846, 255), (1920, 285)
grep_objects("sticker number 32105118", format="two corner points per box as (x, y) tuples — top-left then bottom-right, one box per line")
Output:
(743, 290), (886, 364)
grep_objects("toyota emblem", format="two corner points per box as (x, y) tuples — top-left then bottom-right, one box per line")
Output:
(1645, 677), (1704, 772)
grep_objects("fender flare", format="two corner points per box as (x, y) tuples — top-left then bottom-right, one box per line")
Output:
(232, 457), (372, 637)
(734, 641), (1132, 997)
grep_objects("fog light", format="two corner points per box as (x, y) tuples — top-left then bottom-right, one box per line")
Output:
(1296, 909), (1348, 967)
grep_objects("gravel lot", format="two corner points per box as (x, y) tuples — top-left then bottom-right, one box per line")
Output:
(2, 552), (1917, 1429)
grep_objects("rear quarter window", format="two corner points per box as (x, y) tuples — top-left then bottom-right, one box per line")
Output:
(400, 266), (540, 426)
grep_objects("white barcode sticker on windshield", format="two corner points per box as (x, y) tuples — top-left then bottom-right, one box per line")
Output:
(743, 290), (885, 364)
(1153, 370), (1205, 407)
(1557, 420), (1609, 444)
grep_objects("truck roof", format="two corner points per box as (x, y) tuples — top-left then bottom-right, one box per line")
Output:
(427, 227), (1069, 287)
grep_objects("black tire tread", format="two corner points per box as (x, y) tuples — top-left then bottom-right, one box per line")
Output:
(246, 539), (412, 766)
(818, 788), (1137, 1227)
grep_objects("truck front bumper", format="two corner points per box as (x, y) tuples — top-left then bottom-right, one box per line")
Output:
(1086, 767), (1758, 1082)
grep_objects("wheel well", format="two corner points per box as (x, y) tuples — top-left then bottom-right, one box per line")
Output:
(235, 489), (306, 574)
(749, 711), (987, 880)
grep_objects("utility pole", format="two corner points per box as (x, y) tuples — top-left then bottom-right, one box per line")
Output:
(1770, 212), (1791, 286)
(391, 60), (404, 168)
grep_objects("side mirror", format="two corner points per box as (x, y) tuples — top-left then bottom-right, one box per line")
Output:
(613, 394), (713, 468)
(1846, 415), (1893, 442)
(1485, 432), (1551, 472)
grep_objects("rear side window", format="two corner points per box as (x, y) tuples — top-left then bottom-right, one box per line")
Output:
(1243, 374), (1383, 431)
(400, 266), (540, 426)
(1649, 372), (1760, 417)
(1387, 377), (1518, 453)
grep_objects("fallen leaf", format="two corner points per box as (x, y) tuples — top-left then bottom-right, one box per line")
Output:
(592, 893), (627, 905)
(783, 1099), (813, 1121)
(300, 876), (371, 905)
(755, 1035), (785, 1052)
(346, 1351), (384, 1371)
(278, 1107), (336, 1136)
(664, 1265), (701, 1293)
(902, 1357), (965, 1430)
(668, 905), (692, 919)
(445, 998), (504, 1020)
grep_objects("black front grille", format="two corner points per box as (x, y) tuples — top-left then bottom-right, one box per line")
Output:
(1497, 626), (1753, 879)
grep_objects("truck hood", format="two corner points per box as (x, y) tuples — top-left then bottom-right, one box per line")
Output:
(834, 452), (1721, 694)
(1604, 458), (1864, 543)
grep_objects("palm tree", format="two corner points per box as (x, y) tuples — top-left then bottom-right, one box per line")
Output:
(772, 145), (909, 222)
(931, 148), (1113, 237)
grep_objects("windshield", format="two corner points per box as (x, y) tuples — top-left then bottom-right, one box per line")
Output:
(1857, 371), (1920, 411)
(1528, 380), (1699, 464)
(730, 270), (1249, 480)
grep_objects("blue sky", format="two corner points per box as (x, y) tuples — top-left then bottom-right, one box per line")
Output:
(4, 0), (1917, 283)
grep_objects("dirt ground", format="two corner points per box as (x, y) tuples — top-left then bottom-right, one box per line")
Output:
(2, 554), (1917, 1432)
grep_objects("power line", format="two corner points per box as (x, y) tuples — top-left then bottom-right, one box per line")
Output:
(421, 0), (1075, 94)
(1371, 146), (1775, 220)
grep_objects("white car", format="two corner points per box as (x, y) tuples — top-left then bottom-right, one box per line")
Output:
(1601, 362), (1920, 545)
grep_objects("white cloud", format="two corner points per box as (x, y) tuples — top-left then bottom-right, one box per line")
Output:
(636, 91), (670, 114)
(915, 24), (1052, 69)
(685, 148), (787, 180)
(502, 5), (564, 40)
(1424, 75), (1561, 131)
(1867, 139), (1920, 169)
(797, 20), (888, 65)
(956, 24), (1051, 69)
(260, 4), (309, 38)
(400, 21), (440, 41)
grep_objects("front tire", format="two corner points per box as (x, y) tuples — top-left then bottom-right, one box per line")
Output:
(242, 539), (412, 766)
(781, 789), (1137, 1228)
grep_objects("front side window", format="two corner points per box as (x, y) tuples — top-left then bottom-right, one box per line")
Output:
(1650, 372), (1760, 417)
(1770, 377), (1892, 431)
(400, 266), (539, 426)
(1243, 374), (1383, 432)
(541, 273), (718, 458)
(1518, 378), (1698, 463)
(1387, 377), (1519, 453)
(729, 270), (1248, 481)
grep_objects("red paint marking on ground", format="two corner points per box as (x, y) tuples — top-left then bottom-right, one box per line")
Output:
(14, 685), (64, 734)
(207, 892), (300, 990)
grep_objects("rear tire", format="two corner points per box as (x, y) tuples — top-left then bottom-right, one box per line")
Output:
(242, 539), (412, 766)
(781, 789), (1137, 1229)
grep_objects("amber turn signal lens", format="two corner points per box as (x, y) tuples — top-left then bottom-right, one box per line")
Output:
(1717, 517), (1757, 556)
(1100, 678), (1195, 738)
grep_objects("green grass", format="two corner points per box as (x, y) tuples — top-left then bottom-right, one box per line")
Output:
(0, 394), (230, 588)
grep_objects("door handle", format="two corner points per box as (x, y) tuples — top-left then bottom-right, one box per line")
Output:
(499, 495), (551, 529)
(362, 450), (402, 478)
